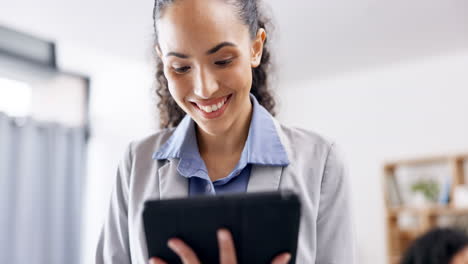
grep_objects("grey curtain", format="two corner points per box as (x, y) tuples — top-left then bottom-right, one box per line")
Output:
(0, 112), (86, 264)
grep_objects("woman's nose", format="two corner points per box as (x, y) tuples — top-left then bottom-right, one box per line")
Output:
(193, 67), (219, 99)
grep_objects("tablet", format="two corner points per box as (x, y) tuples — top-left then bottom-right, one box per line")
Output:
(143, 190), (301, 264)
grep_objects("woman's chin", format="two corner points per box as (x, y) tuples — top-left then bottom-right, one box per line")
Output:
(194, 119), (231, 137)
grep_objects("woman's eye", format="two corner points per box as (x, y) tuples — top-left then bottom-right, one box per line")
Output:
(173, 66), (191, 74)
(215, 59), (233, 66)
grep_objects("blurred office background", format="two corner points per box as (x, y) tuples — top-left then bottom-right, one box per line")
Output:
(0, 0), (467, 263)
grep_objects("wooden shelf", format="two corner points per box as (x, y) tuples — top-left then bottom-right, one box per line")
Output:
(387, 206), (468, 217)
(384, 153), (468, 169)
(383, 153), (468, 264)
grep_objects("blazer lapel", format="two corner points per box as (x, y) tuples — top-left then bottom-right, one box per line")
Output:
(247, 116), (289, 193)
(158, 159), (189, 199)
(247, 165), (283, 192)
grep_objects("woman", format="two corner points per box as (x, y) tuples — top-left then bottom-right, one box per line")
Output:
(96, 0), (355, 263)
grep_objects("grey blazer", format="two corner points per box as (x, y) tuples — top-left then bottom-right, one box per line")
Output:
(95, 119), (355, 264)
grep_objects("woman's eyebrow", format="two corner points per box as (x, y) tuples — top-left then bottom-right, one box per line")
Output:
(166, 52), (190, 59)
(205, 42), (236, 55)
(165, 42), (236, 59)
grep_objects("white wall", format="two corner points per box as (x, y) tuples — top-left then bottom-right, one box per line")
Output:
(277, 49), (468, 263)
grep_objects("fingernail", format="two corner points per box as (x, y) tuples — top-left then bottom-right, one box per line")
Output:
(283, 253), (291, 263)
(167, 239), (178, 251)
(217, 229), (229, 241)
(149, 258), (160, 264)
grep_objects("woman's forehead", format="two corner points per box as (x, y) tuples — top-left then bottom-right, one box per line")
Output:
(156, 0), (250, 55)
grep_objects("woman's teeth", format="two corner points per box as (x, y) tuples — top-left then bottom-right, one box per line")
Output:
(198, 97), (227, 113)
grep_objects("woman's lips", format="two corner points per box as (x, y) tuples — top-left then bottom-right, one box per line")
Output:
(190, 94), (232, 119)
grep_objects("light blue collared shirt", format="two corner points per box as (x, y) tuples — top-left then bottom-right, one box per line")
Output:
(152, 94), (289, 196)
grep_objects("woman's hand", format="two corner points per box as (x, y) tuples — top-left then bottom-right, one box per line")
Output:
(149, 228), (291, 264)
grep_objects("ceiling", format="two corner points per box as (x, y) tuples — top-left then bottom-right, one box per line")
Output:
(1, 0), (467, 82)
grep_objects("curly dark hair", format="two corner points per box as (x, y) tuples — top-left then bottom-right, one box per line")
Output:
(400, 227), (468, 264)
(152, 0), (276, 129)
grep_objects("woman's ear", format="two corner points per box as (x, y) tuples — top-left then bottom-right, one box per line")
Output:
(155, 45), (163, 59)
(250, 28), (267, 68)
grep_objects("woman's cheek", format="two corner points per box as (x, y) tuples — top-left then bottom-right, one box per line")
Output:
(168, 78), (193, 109)
(220, 63), (251, 92)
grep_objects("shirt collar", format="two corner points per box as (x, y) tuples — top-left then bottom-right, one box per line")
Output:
(152, 93), (290, 167)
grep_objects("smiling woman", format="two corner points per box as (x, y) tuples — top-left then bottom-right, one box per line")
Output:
(154, 0), (275, 129)
(95, 0), (355, 264)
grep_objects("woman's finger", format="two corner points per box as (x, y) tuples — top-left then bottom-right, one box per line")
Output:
(217, 228), (238, 264)
(149, 257), (168, 264)
(167, 238), (201, 264)
(271, 252), (291, 264)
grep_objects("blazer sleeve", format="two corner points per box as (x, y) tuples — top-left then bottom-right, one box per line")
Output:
(95, 143), (133, 264)
(315, 143), (355, 264)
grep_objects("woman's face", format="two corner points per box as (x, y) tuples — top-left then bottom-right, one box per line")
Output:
(156, 0), (265, 135)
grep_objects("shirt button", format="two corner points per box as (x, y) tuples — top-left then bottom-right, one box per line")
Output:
(205, 183), (212, 192)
